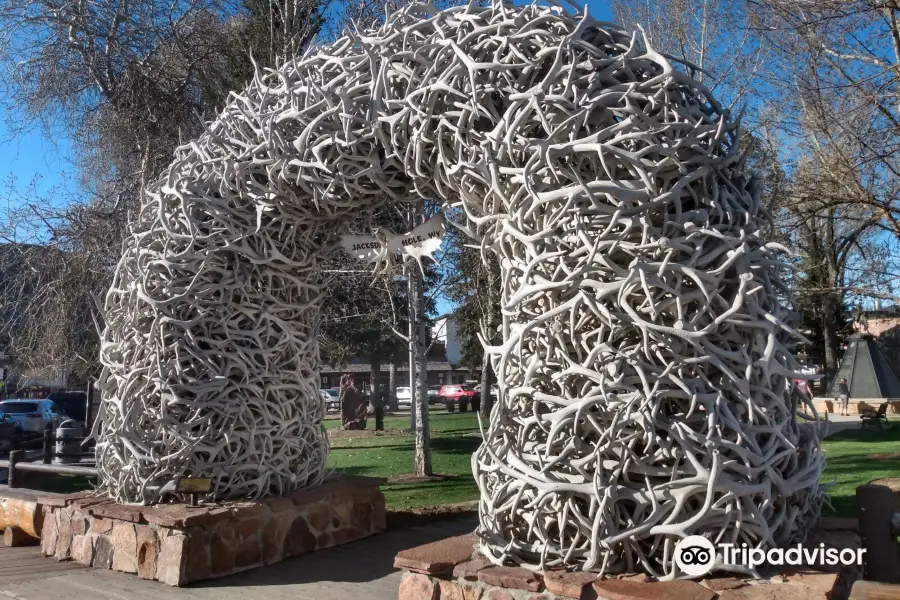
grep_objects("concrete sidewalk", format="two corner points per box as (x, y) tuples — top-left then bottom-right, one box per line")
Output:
(0, 516), (477, 600)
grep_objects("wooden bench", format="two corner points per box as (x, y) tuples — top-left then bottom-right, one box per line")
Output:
(861, 402), (890, 429)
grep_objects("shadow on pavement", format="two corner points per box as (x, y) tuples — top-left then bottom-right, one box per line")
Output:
(191, 515), (477, 587)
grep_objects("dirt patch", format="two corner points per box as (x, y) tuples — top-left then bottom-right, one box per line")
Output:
(328, 427), (410, 439)
(386, 500), (478, 530)
(387, 473), (451, 485)
(869, 452), (900, 460)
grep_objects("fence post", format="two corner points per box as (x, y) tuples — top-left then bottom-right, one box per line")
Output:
(857, 484), (900, 583)
(42, 423), (53, 464)
(8, 449), (23, 488)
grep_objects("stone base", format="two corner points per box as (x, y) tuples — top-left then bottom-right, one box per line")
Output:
(394, 526), (861, 600)
(39, 474), (385, 586)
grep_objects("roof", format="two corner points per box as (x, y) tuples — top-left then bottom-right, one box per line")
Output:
(827, 334), (900, 398)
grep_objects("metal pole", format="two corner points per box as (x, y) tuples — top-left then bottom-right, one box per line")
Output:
(42, 423), (53, 464)
(8, 449), (22, 488)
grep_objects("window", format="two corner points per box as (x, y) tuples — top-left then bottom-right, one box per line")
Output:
(0, 402), (39, 413)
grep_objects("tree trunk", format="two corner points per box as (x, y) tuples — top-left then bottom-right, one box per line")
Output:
(480, 260), (498, 419)
(413, 206), (432, 477)
(388, 363), (397, 411)
(370, 357), (381, 404)
(822, 299), (840, 390)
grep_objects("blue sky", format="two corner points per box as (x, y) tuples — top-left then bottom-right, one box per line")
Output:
(0, 0), (614, 204)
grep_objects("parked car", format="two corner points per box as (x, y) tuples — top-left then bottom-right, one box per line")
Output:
(396, 387), (412, 409)
(439, 383), (479, 411)
(46, 391), (88, 426)
(473, 384), (499, 398)
(0, 399), (67, 438)
(428, 385), (442, 405)
(0, 413), (23, 451)
(319, 388), (341, 413)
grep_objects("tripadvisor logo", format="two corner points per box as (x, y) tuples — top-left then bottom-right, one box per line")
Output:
(673, 536), (866, 577)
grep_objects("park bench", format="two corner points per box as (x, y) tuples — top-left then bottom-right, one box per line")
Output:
(860, 402), (890, 429)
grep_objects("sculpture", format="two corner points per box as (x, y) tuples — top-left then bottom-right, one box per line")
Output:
(95, 0), (825, 577)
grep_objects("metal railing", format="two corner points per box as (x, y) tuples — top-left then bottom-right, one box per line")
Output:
(1, 423), (97, 488)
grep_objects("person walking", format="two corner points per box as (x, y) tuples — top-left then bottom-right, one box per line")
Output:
(340, 375), (367, 430)
(838, 377), (850, 416)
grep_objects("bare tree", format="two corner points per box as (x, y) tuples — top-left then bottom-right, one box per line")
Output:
(0, 0), (326, 375)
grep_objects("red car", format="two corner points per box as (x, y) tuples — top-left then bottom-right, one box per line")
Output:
(439, 383), (479, 412)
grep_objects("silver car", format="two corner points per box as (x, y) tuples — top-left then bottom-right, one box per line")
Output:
(318, 388), (340, 413)
(396, 387), (412, 409)
(0, 399), (66, 437)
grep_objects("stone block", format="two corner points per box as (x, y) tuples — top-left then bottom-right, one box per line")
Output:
(332, 498), (355, 529)
(71, 534), (94, 565)
(702, 577), (747, 592)
(265, 497), (295, 514)
(783, 571), (839, 598)
(485, 590), (515, 600)
(544, 570), (599, 598)
(262, 514), (292, 565)
(72, 514), (88, 536)
(460, 585), (484, 600)
(90, 517), (114, 535)
(93, 534), (114, 569)
(90, 502), (145, 524)
(141, 504), (232, 528)
(370, 493), (387, 532)
(111, 521), (138, 573)
(157, 534), (188, 586)
(54, 508), (74, 560)
(285, 515), (317, 557)
(210, 533), (235, 575)
(719, 584), (828, 600)
(439, 580), (467, 600)
(454, 557), (492, 580)
(393, 533), (478, 574)
(235, 535), (262, 569)
(136, 526), (159, 580)
(478, 566), (543, 592)
(304, 501), (332, 534)
(234, 515), (265, 540)
(398, 572), (438, 600)
(40, 510), (59, 557)
(184, 531), (211, 583)
(350, 497), (373, 531)
(592, 579), (717, 600)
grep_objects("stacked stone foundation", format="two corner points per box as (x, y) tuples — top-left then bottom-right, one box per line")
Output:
(39, 475), (385, 586)
(394, 523), (862, 600)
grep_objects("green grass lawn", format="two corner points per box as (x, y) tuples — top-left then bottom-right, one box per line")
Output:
(821, 423), (900, 517)
(327, 411), (483, 509)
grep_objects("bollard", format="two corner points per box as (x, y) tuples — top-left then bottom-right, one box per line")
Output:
(42, 422), (53, 464)
(8, 449), (23, 488)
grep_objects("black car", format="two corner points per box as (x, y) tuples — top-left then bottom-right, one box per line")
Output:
(45, 391), (88, 425)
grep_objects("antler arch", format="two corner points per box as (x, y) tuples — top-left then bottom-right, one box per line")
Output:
(96, 0), (824, 577)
